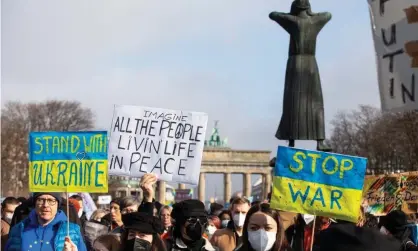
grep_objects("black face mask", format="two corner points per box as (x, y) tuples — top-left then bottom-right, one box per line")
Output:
(186, 222), (204, 241)
(125, 238), (152, 251)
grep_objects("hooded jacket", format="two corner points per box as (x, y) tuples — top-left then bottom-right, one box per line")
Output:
(5, 209), (87, 251)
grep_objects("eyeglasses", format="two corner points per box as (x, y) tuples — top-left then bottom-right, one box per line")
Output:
(36, 198), (57, 206)
(187, 217), (208, 225)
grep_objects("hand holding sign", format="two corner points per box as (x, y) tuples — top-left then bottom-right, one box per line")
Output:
(140, 173), (157, 202)
(63, 236), (77, 251)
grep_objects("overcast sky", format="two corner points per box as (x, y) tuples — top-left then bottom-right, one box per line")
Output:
(1, 0), (381, 201)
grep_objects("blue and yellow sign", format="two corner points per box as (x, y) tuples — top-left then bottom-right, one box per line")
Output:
(270, 146), (367, 222)
(28, 131), (108, 193)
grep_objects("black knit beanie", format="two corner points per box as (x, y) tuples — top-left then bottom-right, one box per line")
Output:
(33, 192), (62, 207)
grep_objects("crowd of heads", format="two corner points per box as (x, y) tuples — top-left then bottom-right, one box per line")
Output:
(3, 188), (418, 251)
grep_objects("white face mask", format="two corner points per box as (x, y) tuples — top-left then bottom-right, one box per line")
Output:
(303, 214), (315, 225)
(206, 225), (217, 235)
(248, 229), (276, 251)
(233, 213), (246, 228)
(221, 220), (229, 228)
(3, 213), (13, 224)
(78, 210), (83, 218)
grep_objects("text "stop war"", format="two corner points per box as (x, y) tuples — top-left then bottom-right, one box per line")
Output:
(290, 151), (354, 179)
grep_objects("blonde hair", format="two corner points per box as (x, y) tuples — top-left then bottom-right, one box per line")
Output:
(90, 209), (107, 221)
(159, 205), (172, 217)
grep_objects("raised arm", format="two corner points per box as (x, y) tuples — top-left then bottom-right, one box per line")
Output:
(269, 12), (296, 34)
(313, 12), (332, 31)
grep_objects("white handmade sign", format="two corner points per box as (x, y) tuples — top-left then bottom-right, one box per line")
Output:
(368, 1), (418, 112)
(108, 105), (208, 185)
(97, 195), (112, 205)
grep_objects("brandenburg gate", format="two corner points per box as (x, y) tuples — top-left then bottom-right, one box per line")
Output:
(197, 147), (272, 202)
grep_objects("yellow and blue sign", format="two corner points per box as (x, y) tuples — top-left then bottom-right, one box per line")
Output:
(270, 146), (367, 222)
(28, 131), (108, 193)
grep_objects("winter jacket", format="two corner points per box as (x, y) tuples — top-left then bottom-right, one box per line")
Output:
(83, 221), (109, 250)
(210, 220), (241, 251)
(5, 209), (87, 251)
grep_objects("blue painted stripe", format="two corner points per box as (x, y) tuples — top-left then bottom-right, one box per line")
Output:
(29, 131), (108, 161)
(274, 146), (367, 190)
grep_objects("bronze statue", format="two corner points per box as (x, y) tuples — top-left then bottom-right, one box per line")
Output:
(269, 0), (332, 151)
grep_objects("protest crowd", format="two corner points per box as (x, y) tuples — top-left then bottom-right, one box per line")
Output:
(1, 0), (417, 249)
(2, 170), (418, 251)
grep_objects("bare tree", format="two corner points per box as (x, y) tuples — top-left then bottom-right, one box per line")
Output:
(1, 100), (95, 196)
(327, 105), (418, 174)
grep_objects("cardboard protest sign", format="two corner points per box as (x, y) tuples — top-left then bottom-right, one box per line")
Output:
(29, 131), (108, 192)
(362, 173), (418, 215)
(271, 146), (367, 222)
(108, 105), (208, 185)
(368, 0), (418, 112)
(362, 175), (402, 215)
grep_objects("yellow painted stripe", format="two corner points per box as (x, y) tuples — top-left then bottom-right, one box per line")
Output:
(270, 176), (362, 222)
(29, 160), (108, 193)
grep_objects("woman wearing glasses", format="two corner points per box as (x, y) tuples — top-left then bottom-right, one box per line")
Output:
(5, 192), (87, 251)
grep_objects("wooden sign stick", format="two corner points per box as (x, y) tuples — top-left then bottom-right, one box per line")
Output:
(310, 216), (317, 251)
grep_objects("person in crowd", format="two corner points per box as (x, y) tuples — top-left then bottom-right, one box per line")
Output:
(90, 209), (107, 223)
(70, 195), (88, 225)
(5, 192), (87, 251)
(206, 216), (221, 240)
(119, 212), (166, 251)
(68, 198), (81, 215)
(16, 197), (26, 205)
(319, 223), (402, 251)
(211, 197), (251, 251)
(163, 199), (215, 251)
(380, 210), (418, 250)
(92, 234), (121, 251)
(83, 209), (110, 251)
(108, 199), (123, 232)
(1, 197), (20, 251)
(10, 194), (82, 231)
(160, 205), (173, 233)
(209, 203), (223, 216)
(120, 196), (141, 214)
(235, 203), (286, 251)
(218, 210), (232, 229)
(285, 214), (333, 251)
(110, 196), (141, 234)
